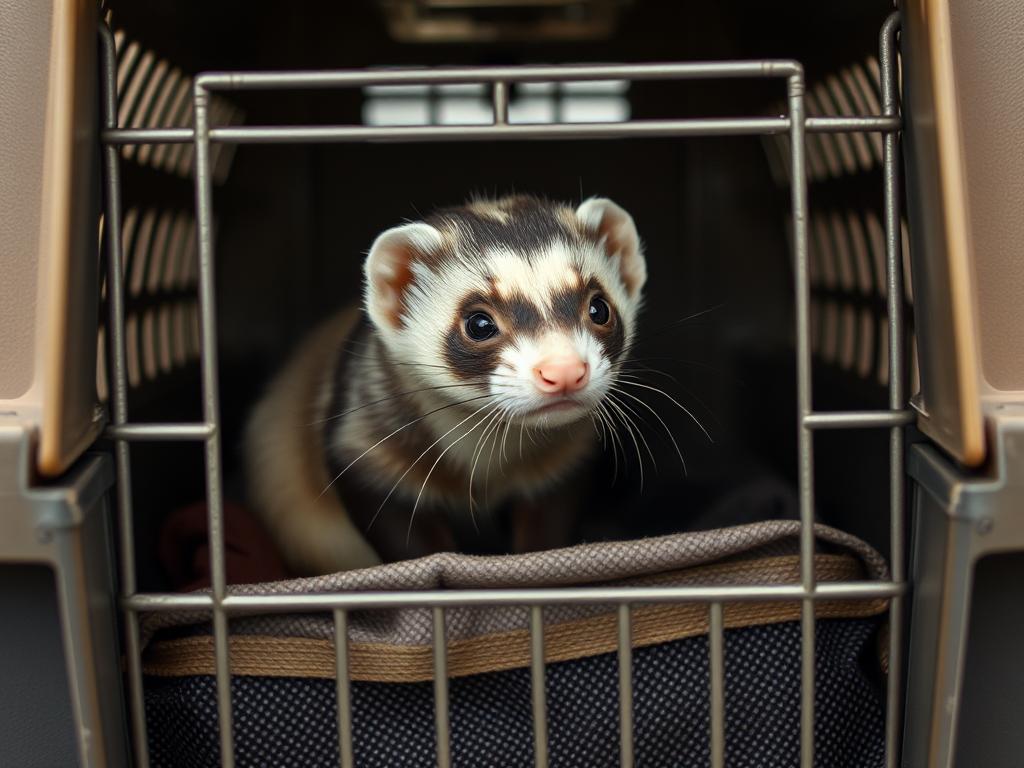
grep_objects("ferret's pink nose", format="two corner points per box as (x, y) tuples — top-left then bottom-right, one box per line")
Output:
(533, 357), (589, 395)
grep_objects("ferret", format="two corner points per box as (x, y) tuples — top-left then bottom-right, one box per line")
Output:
(245, 194), (648, 575)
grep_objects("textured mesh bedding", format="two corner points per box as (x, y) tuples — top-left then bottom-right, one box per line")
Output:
(145, 618), (885, 768)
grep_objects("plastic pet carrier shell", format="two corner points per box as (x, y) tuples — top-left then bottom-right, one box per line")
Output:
(4, 1), (1024, 767)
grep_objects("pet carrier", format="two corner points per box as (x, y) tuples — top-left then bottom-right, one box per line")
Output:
(2, 1), (1024, 767)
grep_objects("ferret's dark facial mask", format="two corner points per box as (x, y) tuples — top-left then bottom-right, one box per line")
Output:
(363, 196), (647, 428)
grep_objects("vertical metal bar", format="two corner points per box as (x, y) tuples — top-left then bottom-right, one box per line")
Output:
(334, 609), (354, 768)
(98, 23), (150, 768)
(192, 79), (235, 768)
(618, 604), (635, 768)
(880, 13), (905, 768)
(493, 81), (510, 125)
(433, 606), (452, 768)
(709, 603), (725, 768)
(530, 606), (549, 768)
(788, 68), (817, 768)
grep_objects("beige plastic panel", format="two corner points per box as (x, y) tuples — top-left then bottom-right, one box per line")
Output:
(945, 5), (1024, 396)
(901, 0), (987, 466)
(0, 0), (101, 475)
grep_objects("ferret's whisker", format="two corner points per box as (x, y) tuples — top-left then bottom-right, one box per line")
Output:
(407, 402), (503, 546)
(615, 364), (680, 384)
(591, 407), (607, 447)
(615, 379), (714, 443)
(616, 354), (729, 381)
(499, 412), (515, 470)
(610, 385), (688, 476)
(614, 380), (712, 444)
(604, 394), (648, 492)
(311, 381), (492, 426)
(607, 392), (658, 474)
(343, 345), (517, 379)
(483, 405), (510, 508)
(365, 397), (499, 531)
(319, 392), (495, 500)
(617, 303), (725, 355)
(518, 418), (526, 460)
(595, 401), (623, 485)
(616, 370), (723, 433)
(592, 403), (612, 474)
(468, 405), (506, 518)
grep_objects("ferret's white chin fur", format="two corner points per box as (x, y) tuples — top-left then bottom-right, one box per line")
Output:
(524, 403), (593, 430)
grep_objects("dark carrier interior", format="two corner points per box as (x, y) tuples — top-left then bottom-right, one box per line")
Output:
(104, 0), (904, 591)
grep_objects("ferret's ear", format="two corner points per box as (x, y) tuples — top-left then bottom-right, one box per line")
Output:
(364, 222), (444, 331)
(575, 197), (647, 299)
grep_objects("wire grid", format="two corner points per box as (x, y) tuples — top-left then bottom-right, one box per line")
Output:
(99, 13), (907, 768)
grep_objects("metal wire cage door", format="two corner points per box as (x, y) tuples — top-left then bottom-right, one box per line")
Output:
(98, 13), (909, 768)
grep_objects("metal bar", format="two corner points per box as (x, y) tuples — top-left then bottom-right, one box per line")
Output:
(709, 603), (726, 768)
(123, 580), (904, 613)
(124, 593), (216, 610)
(493, 81), (509, 125)
(805, 115), (899, 133)
(194, 60), (803, 89)
(104, 127), (193, 144)
(803, 410), (914, 430)
(104, 423), (215, 441)
(192, 80), (235, 768)
(432, 607), (451, 768)
(799, 600), (816, 768)
(101, 115), (899, 146)
(98, 22), (151, 768)
(213, 119), (789, 142)
(880, 13), (906, 768)
(787, 68), (817, 768)
(529, 606), (549, 768)
(618, 604), (634, 768)
(333, 609), (354, 768)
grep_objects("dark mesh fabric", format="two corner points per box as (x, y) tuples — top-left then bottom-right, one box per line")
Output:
(145, 618), (885, 767)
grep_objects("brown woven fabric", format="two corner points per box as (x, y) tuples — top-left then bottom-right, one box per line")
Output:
(140, 520), (889, 652)
(142, 550), (887, 682)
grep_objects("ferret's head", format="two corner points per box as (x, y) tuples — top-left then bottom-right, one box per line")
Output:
(363, 195), (646, 428)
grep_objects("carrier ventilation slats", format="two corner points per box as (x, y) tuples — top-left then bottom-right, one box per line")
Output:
(110, 27), (244, 183)
(97, 205), (203, 400)
(96, 14), (237, 403)
(763, 53), (920, 392)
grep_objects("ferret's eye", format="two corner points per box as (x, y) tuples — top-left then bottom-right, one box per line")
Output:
(465, 312), (498, 341)
(589, 296), (611, 325)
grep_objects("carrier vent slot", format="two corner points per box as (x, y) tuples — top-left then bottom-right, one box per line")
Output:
(763, 54), (919, 393)
(108, 26), (244, 182)
(96, 13), (236, 404)
(97, 206), (202, 402)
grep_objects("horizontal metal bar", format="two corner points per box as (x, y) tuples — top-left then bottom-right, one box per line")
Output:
(123, 581), (904, 613)
(803, 410), (914, 430)
(105, 423), (215, 441)
(194, 61), (803, 90)
(124, 593), (216, 610)
(213, 119), (792, 143)
(805, 115), (899, 133)
(105, 128), (193, 144)
(101, 115), (898, 146)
